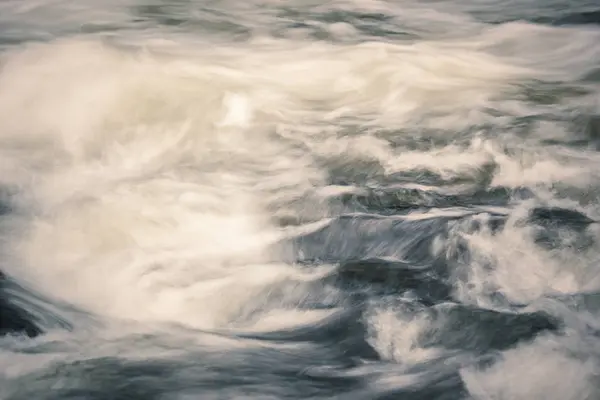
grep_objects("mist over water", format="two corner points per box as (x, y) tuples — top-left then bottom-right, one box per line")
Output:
(1, 1), (600, 399)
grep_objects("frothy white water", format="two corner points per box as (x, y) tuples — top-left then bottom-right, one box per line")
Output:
(367, 303), (444, 365)
(0, 38), (323, 329)
(0, 2), (600, 399)
(448, 206), (600, 308)
(0, 35), (537, 329)
(461, 334), (600, 400)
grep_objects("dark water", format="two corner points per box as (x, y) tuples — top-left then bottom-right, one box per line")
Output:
(1, 1), (600, 399)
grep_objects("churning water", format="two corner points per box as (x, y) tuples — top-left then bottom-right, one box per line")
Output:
(1, 1), (600, 399)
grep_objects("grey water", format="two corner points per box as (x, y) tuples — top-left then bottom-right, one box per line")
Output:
(1, 1), (600, 399)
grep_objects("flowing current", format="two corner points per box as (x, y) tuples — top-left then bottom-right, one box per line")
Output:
(1, 1), (600, 399)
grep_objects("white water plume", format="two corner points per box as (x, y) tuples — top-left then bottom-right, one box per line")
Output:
(0, 2), (600, 399)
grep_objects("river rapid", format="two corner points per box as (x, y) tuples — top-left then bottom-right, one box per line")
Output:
(1, 1), (600, 399)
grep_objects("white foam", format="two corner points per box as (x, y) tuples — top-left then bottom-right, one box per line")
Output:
(461, 336), (600, 400)
(0, 8), (597, 386)
(0, 2), (598, 399)
(449, 206), (600, 308)
(0, 35), (538, 330)
(366, 305), (443, 365)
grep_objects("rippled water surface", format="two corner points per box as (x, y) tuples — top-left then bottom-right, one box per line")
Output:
(1, 1), (600, 399)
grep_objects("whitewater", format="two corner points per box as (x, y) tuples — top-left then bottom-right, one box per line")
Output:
(1, 1), (600, 399)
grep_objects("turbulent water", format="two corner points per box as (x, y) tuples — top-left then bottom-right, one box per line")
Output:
(1, 1), (600, 399)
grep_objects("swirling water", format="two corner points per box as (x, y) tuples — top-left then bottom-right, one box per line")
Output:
(1, 1), (600, 399)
